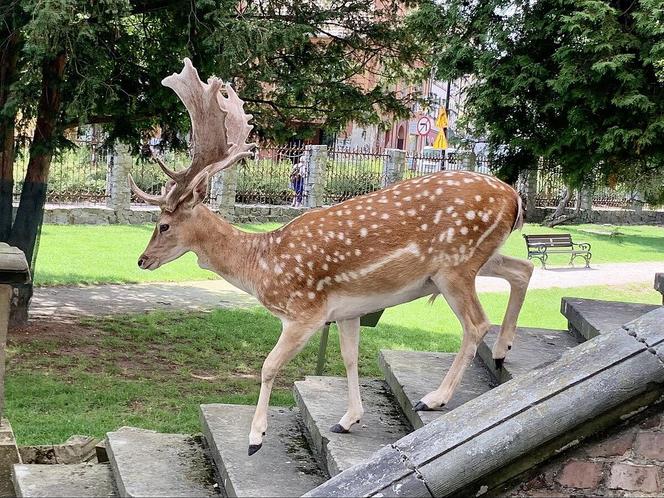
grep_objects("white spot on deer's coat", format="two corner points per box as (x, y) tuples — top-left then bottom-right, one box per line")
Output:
(308, 292), (316, 300)
(446, 206), (454, 214)
(360, 227), (368, 237)
(435, 187), (443, 195)
(421, 224), (428, 231)
(295, 254), (303, 263)
(433, 210), (442, 224)
(404, 196), (412, 202)
(475, 195), (482, 201)
(446, 227), (455, 243)
(466, 211), (476, 220)
(454, 198), (464, 205)
(460, 226), (469, 235)
(381, 213), (389, 220)
(355, 249), (361, 256)
(407, 208), (417, 216)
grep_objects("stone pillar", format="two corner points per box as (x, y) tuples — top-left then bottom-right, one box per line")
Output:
(305, 145), (328, 208)
(462, 151), (477, 172)
(654, 273), (663, 305)
(106, 145), (133, 215)
(0, 244), (29, 496)
(381, 149), (406, 188)
(581, 187), (593, 222)
(210, 168), (238, 219)
(526, 169), (538, 220)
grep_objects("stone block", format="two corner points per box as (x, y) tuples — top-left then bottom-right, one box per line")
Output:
(106, 431), (217, 497)
(19, 435), (98, 464)
(478, 326), (577, 383)
(634, 431), (664, 460)
(293, 377), (410, 476)
(623, 307), (664, 348)
(555, 460), (603, 489)
(561, 298), (659, 341)
(0, 419), (21, 497)
(608, 462), (660, 492)
(13, 462), (117, 497)
(379, 350), (493, 429)
(584, 430), (635, 458)
(200, 404), (325, 497)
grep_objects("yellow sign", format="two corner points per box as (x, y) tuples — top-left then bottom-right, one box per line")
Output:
(433, 108), (448, 149)
(435, 108), (448, 129)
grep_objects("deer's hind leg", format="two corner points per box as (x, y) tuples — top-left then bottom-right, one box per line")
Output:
(479, 254), (534, 368)
(330, 317), (364, 434)
(415, 271), (491, 411)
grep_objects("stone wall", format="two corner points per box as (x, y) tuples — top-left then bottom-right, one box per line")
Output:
(505, 403), (664, 496)
(529, 207), (664, 226)
(39, 204), (306, 225)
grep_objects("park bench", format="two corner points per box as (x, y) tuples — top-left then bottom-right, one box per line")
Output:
(523, 233), (592, 269)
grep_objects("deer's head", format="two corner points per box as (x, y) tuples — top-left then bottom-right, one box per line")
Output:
(130, 58), (255, 270)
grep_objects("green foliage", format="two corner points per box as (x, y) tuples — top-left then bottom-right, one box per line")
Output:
(236, 159), (293, 205)
(410, 0), (664, 185)
(324, 172), (381, 202)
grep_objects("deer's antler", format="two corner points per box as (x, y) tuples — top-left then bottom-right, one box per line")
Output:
(129, 58), (256, 211)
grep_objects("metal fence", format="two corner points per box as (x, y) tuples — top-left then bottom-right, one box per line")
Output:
(324, 148), (388, 204)
(13, 140), (110, 204)
(237, 145), (306, 205)
(11, 140), (659, 212)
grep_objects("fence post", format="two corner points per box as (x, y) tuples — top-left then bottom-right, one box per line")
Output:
(210, 168), (238, 219)
(382, 149), (406, 188)
(305, 145), (328, 208)
(106, 145), (132, 215)
(525, 168), (538, 219)
(463, 151), (477, 172)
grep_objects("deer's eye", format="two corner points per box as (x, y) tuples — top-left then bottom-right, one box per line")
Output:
(159, 224), (170, 233)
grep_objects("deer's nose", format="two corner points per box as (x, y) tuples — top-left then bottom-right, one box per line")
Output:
(138, 257), (146, 268)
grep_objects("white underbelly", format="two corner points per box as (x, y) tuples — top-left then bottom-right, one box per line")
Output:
(325, 279), (437, 322)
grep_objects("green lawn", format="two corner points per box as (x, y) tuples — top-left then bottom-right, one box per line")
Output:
(7, 283), (661, 445)
(34, 222), (664, 285)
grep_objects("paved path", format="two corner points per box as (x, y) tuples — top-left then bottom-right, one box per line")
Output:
(31, 261), (662, 319)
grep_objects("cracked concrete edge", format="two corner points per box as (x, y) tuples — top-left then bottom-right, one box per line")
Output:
(305, 327), (664, 497)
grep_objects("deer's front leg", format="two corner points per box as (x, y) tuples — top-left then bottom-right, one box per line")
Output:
(331, 317), (363, 433)
(249, 319), (319, 455)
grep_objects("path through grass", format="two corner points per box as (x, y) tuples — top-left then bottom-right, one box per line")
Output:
(7, 283), (660, 444)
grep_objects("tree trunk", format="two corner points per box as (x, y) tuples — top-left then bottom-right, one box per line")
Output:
(0, 30), (20, 242)
(544, 186), (581, 227)
(8, 52), (66, 325)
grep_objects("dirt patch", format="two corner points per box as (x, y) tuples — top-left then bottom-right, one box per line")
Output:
(8, 318), (179, 379)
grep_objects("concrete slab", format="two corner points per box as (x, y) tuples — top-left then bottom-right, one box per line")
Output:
(623, 307), (664, 348)
(294, 377), (410, 476)
(478, 325), (578, 383)
(95, 427), (156, 464)
(379, 350), (494, 429)
(106, 431), (218, 497)
(561, 297), (660, 341)
(12, 463), (117, 497)
(200, 404), (325, 497)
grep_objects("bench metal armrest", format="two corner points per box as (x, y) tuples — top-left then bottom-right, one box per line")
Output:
(573, 242), (591, 252)
(528, 243), (548, 254)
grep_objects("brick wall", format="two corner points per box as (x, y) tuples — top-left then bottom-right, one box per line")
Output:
(504, 403), (664, 496)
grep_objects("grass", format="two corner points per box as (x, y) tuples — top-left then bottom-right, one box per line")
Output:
(6, 282), (661, 445)
(34, 222), (664, 286)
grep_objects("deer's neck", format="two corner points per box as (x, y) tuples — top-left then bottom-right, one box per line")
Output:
(188, 206), (264, 295)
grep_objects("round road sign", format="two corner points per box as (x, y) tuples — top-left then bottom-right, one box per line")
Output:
(416, 116), (432, 136)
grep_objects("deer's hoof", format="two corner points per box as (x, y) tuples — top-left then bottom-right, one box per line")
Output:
(248, 444), (262, 456)
(330, 423), (349, 434)
(413, 401), (430, 412)
(494, 358), (505, 370)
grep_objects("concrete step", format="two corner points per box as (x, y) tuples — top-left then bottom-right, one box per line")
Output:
(561, 297), (661, 341)
(13, 463), (117, 497)
(478, 325), (578, 383)
(294, 377), (410, 476)
(106, 431), (218, 497)
(200, 404), (326, 497)
(379, 350), (494, 429)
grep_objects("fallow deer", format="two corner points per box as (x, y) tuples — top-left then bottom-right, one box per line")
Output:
(131, 59), (534, 456)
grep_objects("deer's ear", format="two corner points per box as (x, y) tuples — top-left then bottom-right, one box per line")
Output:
(188, 174), (209, 207)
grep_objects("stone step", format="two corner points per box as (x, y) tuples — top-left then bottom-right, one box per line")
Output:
(379, 350), (494, 429)
(200, 404), (326, 497)
(105, 431), (218, 497)
(478, 325), (577, 383)
(294, 377), (410, 476)
(12, 463), (117, 497)
(561, 297), (661, 341)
